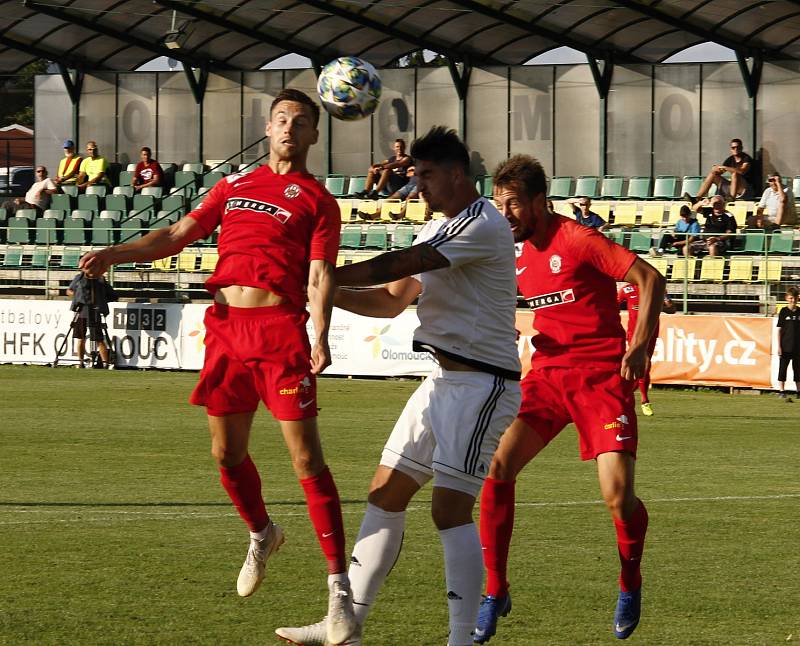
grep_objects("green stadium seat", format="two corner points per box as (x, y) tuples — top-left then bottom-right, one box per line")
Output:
(63, 217), (87, 245)
(4, 245), (24, 267)
(238, 162), (259, 173)
(119, 216), (146, 242)
(325, 175), (347, 197)
(77, 194), (100, 214)
(91, 218), (115, 245)
(182, 163), (204, 174)
(29, 246), (49, 268)
(141, 187), (163, 198)
(43, 208), (65, 221)
(51, 193), (72, 212)
(604, 229), (625, 246)
(698, 257), (725, 282)
(35, 218), (60, 244)
(71, 209), (94, 221)
(85, 184), (107, 197)
(7, 217), (32, 244)
(112, 185), (134, 198)
(548, 176), (572, 199)
(202, 172), (225, 188)
(792, 176), (800, 199)
(208, 162), (232, 174)
(652, 175), (677, 199)
(769, 229), (795, 254)
(60, 247), (81, 269)
(15, 208), (37, 221)
(391, 224), (414, 249)
(733, 230), (766, 254)
(154, 210), (183, 225)
(126, 163), (138, 171)
(347, 175), (367, 196)
(118, 170), (134, 186)
(340, 224), (363, 249)
(364, 224), (388, 250)
(574, 175), (599, 198)
(0, 208), (7, 241)
(105, 194), (128, 213)
(61, 185), (79, 198)
(627, 176), (651, 200)
(99, 209), (122, 222)
(481, 176), (494, 198)
(680, 176), (704, 198)
(628, 230), (653, 253)
(174, 171), (198, 196)
(600, 175), (624, 199)
(132, 194), (155, 213)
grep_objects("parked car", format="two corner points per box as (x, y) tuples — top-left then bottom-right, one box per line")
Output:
(0, 166), (35, 198)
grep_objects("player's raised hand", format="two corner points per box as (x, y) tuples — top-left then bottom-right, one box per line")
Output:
(79, 248), (113, 277)
(310, 338), (332, 374)
(621, 345), (649, 382)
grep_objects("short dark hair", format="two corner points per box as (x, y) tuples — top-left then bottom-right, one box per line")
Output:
(141, 146), (152, 155)
(787, 286), (799, 299)
(680, 204), (692, 217)
(395, 138), (406, 149)
(769, 171), (781, 179)
(410, 127), (469, 171)
(270, 88), (321, 127)
(493, 154), (548, 199)
(730, 138), (743, 147)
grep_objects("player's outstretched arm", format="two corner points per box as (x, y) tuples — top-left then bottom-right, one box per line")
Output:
(79, 216), (206, 277)
(335, 276), (422, 319)
(307, 259), (335, 375)
(620, 258), (666, 381)
(335, 242), (449, 287)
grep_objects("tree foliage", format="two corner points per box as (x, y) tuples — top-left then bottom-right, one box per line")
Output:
(0, 60), (49, 128)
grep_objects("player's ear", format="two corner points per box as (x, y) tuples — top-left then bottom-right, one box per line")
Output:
(265, 116), (272, 139)
(311, 126), (319, 145)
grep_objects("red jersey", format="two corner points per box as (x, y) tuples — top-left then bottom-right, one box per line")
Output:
(617, 283), (640, 336)
(188, 166), (340, 310)
(516, 215), (636, 368)
(134, 160), (162, 185)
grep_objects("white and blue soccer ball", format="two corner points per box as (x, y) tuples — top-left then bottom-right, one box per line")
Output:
(316, 57), (382, 121)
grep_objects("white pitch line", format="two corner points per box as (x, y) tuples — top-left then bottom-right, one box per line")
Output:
(0, 492), (797, 526)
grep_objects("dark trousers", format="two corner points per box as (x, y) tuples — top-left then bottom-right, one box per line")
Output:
(777, 353), (800, 382)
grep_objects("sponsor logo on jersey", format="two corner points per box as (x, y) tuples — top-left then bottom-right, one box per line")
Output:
(604, 421), (623, 431)
(283, 183), (301, 199)
(526, 288), (575, 310)
(225, 198), (291, 223)
(279, 376), (312, 395)
(549, 254), (562, 274)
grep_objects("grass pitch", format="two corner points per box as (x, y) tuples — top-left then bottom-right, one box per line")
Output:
(0, 365), (798, 645)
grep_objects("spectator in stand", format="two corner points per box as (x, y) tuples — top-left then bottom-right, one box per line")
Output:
(54, 140), (82, 187)
(386, 165), (419, 221)
(76, 141), (110, 191)
(651, 205), (700, 256)
(749, 172), (797, 230)
(777, 287), (800, 402)
(1, 166), (57, 215)
(688, 138), (755, 202)
(355, 138), (411, 199)
(688, 196), (738, 257)
(132, 147), (163, 192)
(567, 196), (607, 231)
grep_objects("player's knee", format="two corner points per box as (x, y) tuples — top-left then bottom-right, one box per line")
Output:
(289, 450), (325, 479)
(488, 453), (521, 480)
(603, 489), (636, 520)
(210, 444), (247, 468)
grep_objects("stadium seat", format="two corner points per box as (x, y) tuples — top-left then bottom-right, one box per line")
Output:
(63, 216), (88, 245)
(177, 252), (199, 271)
(154, 210), (182, 226)
(203, 172), (225, 188)
(77, 194), (100, 215)
(99, 209), (122, 222)
(733, 230), (766, 254)
(3, 245), (23, 267)
(552, 200), (571, 217)
(182, 163), (204, 174)
(652, 175), (677, 199)
(132, 195), (156, 220)
(206, 162), (232, 174)
(51, 193), (72, 212)
(325, 175), (347, 197)
(612, 202), (637, 227)
(119, 215), (146, 242)
(727, 257), (753, 282)
(71, 209), (94, 222)
(174, 171), (198, 196)
(670, 257), (697, 281)
(698, 257), (725, 282)
(149, 256), (174, 271)
(336, 199), (353, 222)
(104, 194), (128, 214)
(600, 175), (624, 199)
(347, 175), (367, 196)
(335, 253), (348, 267)
(431, 211), (446, 220)
(604, 230), (624, 246)
(85, 184), (107, 197)
(626, 176), (651, 200)
(340, 224), (363, 249)
(793, 176), (800, 199)
(640, 202), (665, 227)
(379, 200), (404, 221)
(392, 224), (414, 249)
(548, 176), (572, 199)
(680, 176), (704, 198)
(364, 224), (388, 250)
(91, 218), (115, 245)
(118, 171), (134, 187)
(667, 201), (690, 226)
(199, 251), (218, 272)
(628, 230), (653, 253)
(15, 208), (37, 221)
(7, 217), (32, 244)
(35, 218), (60, 244)
(237, 162), (258, 174)
(480, 176), (494, 198)
(61, 185), (79, 197)
(141, 187), (163, 198)
(44, 208), (66, 221)
(727, 201), (751, 224)
(356, 200), (378, 219)
(189, 194), (205, 211)
(645, 256), (668, 276)
(591, 201), (611, 222)
(757, 259), (782, 282)
(405, 200), (427, 223)
(126, 163), (137, 172)
(769, 229), (795, 254)
(574, 175), (599, 198)
(29, 246), (49, 268)
(60, 247), (81, 269)
(112, 185), (134, 198)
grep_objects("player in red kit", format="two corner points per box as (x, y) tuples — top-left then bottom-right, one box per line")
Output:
(474, 155), (665, 643)
(617, 283), (675, 416)
(79, 89), (357, 645)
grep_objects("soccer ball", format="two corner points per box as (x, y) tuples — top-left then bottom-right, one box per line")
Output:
(316, 57), (382, 121)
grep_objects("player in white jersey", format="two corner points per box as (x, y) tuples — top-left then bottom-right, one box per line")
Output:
(275, 127), (521, 646)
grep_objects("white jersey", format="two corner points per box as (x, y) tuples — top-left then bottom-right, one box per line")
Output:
(412, 197), (521, 380)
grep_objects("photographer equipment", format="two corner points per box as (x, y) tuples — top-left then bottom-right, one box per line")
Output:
(53, 273), (118, 368)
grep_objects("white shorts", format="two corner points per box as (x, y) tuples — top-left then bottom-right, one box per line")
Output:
(380, 366), (521, 497)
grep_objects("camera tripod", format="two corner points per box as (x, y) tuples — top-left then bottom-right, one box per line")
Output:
(53, 303), (116, 369)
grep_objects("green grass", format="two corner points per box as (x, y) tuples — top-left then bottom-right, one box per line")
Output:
(0, 365), (798, 645)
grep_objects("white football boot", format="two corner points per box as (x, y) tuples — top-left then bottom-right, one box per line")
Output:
(236, 521), (284, 597)
(275, 617), (362, 646)
(326, 579), (358, 644)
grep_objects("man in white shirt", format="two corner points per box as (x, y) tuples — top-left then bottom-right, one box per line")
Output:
(2, 166), (57, 215)
(750, 172), (796, 229)
(276, 127), (521, 646)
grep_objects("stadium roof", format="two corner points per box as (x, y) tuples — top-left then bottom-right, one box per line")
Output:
(2, 0), (800, 75)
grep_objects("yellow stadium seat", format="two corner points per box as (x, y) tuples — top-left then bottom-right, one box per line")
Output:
(757, 259), (782, 282)
(336, 199), (353, 222)
(356, 200), (378, 219)
(727, 257), (753, 282)
(552, 200), (572, 217)
(431, 211), (445, 220)
(667, 201), (691, 226)
(380, 199), (404, 221)
(727, 201), (752, 224)
(670, 257), (696, 281)
(591, 201), (611, 222)
(151, 256), (175, 271)
(177, 252), (198, 272)
(640, 202), (665, 227)
(698, 256), (725, 282)
(335, 253), (348, 267)
(612, 202), (637, 227)
(645, 256), (668, 276)
(199, 252), (218, 272)
(405, 200), (427, 223)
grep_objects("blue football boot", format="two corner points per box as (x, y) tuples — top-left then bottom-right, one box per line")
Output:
(613, 588), (641, 639)
(473, 593), (511, 643)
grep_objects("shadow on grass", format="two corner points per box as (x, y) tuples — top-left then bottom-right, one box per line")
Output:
(0, 499), (369, 508)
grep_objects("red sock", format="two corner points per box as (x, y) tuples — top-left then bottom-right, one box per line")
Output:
(300, 466), (347, 574)
(639, 372), (651, 403)
(219, 454), (268, 533)
(613, 499), (649, 592)
(480, 477), (516, 597)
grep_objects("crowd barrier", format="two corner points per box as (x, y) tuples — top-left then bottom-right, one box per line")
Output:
(0, 298), (782, 390)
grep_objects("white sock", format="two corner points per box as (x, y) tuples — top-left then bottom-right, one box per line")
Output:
(249, 523), (270, 541)
(348, 503), (406, 626)
(327, 572), (349, 590)
(440, 523), (483, 646)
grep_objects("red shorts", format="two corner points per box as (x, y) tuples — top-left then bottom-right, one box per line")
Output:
(517, 365), (638, 460)
(189, 303), (317, 420)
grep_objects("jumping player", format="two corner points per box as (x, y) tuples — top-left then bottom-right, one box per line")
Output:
(474, 155), (665, 642)
(617, 283), (675, 416)
(275, 127), (521, 646)
(79, 89), (357, 646)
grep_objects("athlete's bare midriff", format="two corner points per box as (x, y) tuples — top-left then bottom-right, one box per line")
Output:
(435, 352), (479, 372)
(215, 285), (285, 308)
